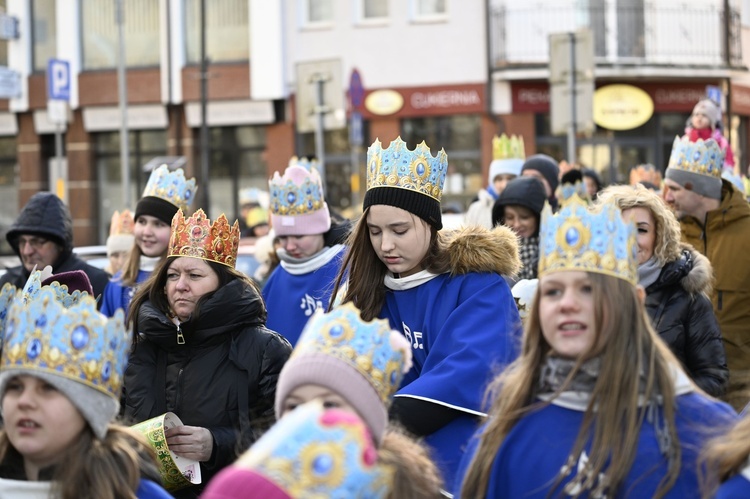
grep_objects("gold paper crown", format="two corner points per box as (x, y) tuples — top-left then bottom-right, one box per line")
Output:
(168, 209), (240, 268)
(667, 136), (724, 178)
(109, 210), (135, 237)
(366, 137), (448, 202)
(539, 194), (638, 284)
(492, 134), (526, 161)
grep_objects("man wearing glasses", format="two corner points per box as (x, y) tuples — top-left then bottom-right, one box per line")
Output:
(0, 192), (109, 305)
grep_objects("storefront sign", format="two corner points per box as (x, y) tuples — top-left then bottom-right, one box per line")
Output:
(593, 84), (654, 130)
(364, 90), (404, 116)
(732, 84), (750, 116)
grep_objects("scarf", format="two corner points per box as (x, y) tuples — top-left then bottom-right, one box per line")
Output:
(140, 255), (162, 272)
(278, 244), (344, 275)
(518, 236), (540, 280)
(486, 186), (499, 201)
(637, 257), (661, 290)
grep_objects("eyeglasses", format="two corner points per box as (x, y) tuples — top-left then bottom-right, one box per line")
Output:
(16, 236), (50, 250)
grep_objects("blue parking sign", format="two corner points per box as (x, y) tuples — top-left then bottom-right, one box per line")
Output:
(47, 59), (70, 101)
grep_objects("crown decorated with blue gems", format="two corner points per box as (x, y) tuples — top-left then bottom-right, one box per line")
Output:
(236, 402), (391, 497)
(1, 287), (129, 399)
(142, 165), (198, 212)
(667, 136), (724, 179)
(20, 267), (90, 308)
(269, 162), (327, 216)
(539, 194), (638, 284)
(293, 303), (411, 406)
(366, 137), (448, 202)
(557, 180), (590, 205)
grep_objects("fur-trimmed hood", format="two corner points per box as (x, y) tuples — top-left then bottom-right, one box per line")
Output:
(648, 244), (713, 297)
(445, 225), (521, 277)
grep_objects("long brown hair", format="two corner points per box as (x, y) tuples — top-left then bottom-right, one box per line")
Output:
(0, 424), (161, 499)
(328, 207), (451, 321)
(127, 255), (261, 339)
(700, 414), (750, 497)
(380, 426), (444, 499)
(460, 272), (682, 498)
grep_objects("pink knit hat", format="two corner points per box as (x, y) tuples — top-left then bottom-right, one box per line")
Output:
(268, 159), (331, 237)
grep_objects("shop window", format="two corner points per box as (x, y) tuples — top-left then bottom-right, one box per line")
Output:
(32, 0), (56, 72)
(184, 0), (249, 64)
(0, 135), (17, 255)
(82, 0), (160, 69)
(95, 130), (167, 242)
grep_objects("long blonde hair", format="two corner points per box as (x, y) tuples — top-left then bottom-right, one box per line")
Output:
(328, 207), (451, 321)
(700, 414), (750, 497)
(380, 426), (444, 499)
(461, 272), (682, 498)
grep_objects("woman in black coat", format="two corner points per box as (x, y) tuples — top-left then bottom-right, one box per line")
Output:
(122, 209), (291, 498)
(597, 184), (728, 397)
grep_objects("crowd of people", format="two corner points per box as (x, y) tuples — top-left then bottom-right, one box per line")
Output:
(0, 96), (749, 497)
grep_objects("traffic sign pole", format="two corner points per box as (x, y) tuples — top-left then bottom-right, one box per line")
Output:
(47, 59), (71, 203)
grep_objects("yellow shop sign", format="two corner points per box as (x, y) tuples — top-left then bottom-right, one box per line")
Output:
(593, 84), (654, 130)
(365, 90), (404, 116)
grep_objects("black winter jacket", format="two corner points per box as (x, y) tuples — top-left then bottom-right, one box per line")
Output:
(0, 192), (110, 301)
(644, 247), (728, 397)
(123, 279), (292, 498)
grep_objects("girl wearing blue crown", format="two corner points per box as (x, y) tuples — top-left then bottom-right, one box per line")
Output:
(101, 165), (197, 320)
(455, 195), (737, 498)
(0, 271), (172, 498)
(329, 137), (523, 488)
(124, 209), (291, 498)
(262, 158), (351, 347)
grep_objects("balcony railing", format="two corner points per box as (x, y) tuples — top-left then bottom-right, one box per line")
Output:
(489, 1), (742, 69)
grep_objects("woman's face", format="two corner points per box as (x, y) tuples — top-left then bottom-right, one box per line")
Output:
(366, 205), (432, 278)
(277, 234), (325, 259)
(166, 257), (220, 322)
(503, 205), (538, 238)
(2, 375), (87, 474)
(134, 215), (171, 257)
(539, 271), (598, 359)
(281, 384), (356, 417)
(621, 207), (656, 265)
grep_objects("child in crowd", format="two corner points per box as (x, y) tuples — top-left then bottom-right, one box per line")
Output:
(105, 210), (135, 276)
(275, 303), (444, 498)
(455, 193), (736, 497)
(683, 98), (735, 172)
(0, 270), (171, 498)
(101, 165), (197, 319)
(330, 137), (522, 487)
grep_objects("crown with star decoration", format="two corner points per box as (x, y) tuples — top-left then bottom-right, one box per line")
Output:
(1, 286), (129, 399)
(168, 209), (240, 268)
(493, 134), (525, 161)
(233, 401), (392, 498)
(366, 137), (448, 202)
(142, 165), (198, 212)
(667, 136), (724, 179)
(538, 194), (638, 285)
(291, 302), (412, 406)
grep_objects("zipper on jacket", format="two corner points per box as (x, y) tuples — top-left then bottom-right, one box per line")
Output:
(176, 323), (185, 344)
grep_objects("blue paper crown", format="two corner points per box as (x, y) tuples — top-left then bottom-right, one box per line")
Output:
(293, 303), (409, 406)
(539, 194), (638, 284)
(269, 162), (327, 216)
(142, 165), (197, 212)
(667, 136), (724, 178)
(1, 287), (129, 399)
(366, 137), (448, 202)
(557, 180), (590, 205)
(21, 268), (90, 308)
(236, 402), (391, 497)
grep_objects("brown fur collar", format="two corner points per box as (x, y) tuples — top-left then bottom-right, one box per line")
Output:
(445, 225), (521, 277)
(681, 243), (713, 296)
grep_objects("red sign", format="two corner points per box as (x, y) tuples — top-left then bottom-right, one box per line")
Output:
(360, 83), (485, 119)
(732, 84), (750, 116)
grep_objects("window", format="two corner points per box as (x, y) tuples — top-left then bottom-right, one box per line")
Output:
(82, 0), (160, 69)
(95, 130), (167, 242)
(412, 0), (447, 20)
(184, 0), (249, 64)
(32, 0), (56, 72)
(361, 0), (388, 21)
(301, 0), (333, 26)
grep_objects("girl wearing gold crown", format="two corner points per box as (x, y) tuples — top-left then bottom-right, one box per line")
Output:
(455, 195), (737, 498)
(0, 271), (172, 498)
(329, 137), (522, 488)
(262, 158), (351, 347)
(101, 165), (197, 321)
(124, 209), (291, 498)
